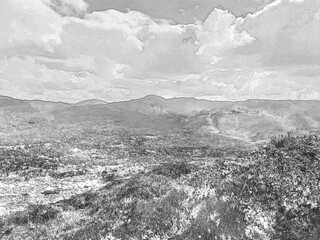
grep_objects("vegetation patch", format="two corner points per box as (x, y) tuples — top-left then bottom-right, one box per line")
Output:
(2, 134), (320, 240)
(151, 161), (196, 179)
(7, 204), (59, 225)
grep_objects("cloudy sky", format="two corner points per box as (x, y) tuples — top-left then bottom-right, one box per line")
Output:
(0, 0), (319, 102)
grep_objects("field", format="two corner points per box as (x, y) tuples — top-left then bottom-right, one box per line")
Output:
(1, 96), (320, 240)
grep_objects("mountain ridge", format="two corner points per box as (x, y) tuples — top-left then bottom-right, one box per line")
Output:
(1, 94), (320, 107)
(1, 95), (320, 143)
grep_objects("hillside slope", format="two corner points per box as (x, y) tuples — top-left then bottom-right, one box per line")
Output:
(191, 100), (320, 142)
(1, 96), (320, 143)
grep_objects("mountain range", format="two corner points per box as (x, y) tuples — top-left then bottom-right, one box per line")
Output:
(0, 95), (319, 143)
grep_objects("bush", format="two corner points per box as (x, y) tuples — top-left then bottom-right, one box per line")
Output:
(8, 204), (59, 225)
(151, 161), (196, 179)
(212, 134), (320, 239)
(5, 134), (320, 240)
(101, 170), (117, 183)
(178, 199), (247, 240)
(57, 191), (98, 210)
(0, 144), (62, 176)
(115, 175), (171, 201)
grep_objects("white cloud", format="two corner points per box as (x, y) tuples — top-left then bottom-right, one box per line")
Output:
(242, 0), (320, 65)
(196, 9), (255, 56)
(243, 0), (282, 20)
(0, 56), (127, 102)
(0, 0), (319, 102)
(42, 0), (88, 17)
(0, 0), (65, 53)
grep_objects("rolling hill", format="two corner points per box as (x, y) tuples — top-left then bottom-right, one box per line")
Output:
(190, 100), (320, 142)
(0, 95), (320, 143)
(74, 99), (108, 106)
(108, 95), (232, 115)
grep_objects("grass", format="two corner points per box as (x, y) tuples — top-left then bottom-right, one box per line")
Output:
(151, 161), (196, 179)
(1, 133), (320, 240)
(7, 204), (59, 225)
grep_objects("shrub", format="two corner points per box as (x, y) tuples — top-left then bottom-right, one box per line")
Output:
(8, 204), (59, 225)
(151, 161), (195, 179)
(212, 134), (320, 239)
(115, 175), (171, 201)
(57, 191), (98, 211)
(0, 144), (62, 176)
(179, 199), (247, 240)
(5, 134), (320, 240)
(101, 170), (117, 183)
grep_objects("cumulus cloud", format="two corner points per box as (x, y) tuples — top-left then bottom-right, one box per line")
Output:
(87, 0), (277, 23)
(0, 56), (126, 102)
(242, 0), (320, 66)
(42, 0), (88, 17)
(0, 0), (64, 53)
(0, 0), (319, 102)
(195, 9), (255, 56)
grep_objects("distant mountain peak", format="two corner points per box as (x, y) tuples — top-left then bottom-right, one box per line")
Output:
(74, 99), (108, 106)
(142, 95), (165, 101)
(0, 95), (15, 100)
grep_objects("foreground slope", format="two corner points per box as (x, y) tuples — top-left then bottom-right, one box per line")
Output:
(2, 134), (320, 240)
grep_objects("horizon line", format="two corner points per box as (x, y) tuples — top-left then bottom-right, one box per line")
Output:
(1, 94), (320, 105)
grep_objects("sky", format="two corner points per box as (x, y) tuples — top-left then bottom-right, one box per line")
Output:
(0, 0), (320, 102)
